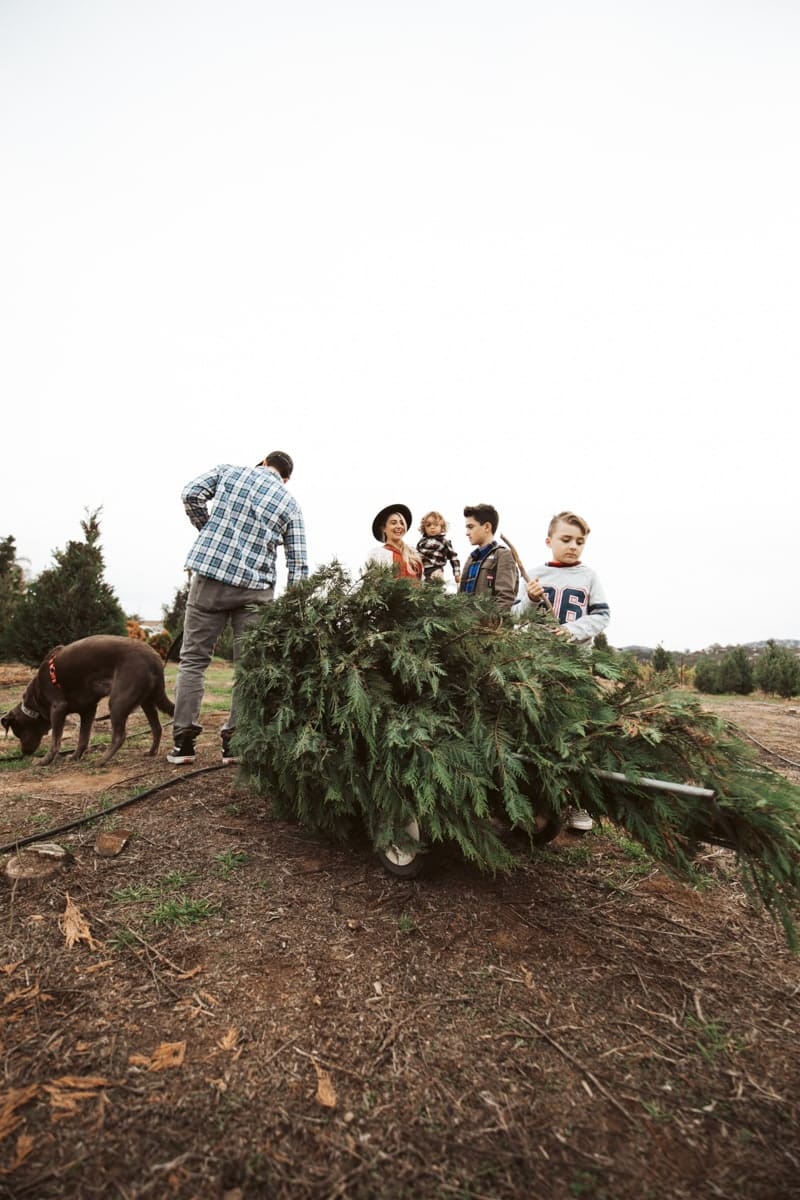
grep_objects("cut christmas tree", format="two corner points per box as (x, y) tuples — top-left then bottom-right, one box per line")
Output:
(235, 563), (800, 945)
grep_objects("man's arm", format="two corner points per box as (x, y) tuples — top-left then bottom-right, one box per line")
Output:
(283, 507), (309, 585)
(181, 467), (222, 531)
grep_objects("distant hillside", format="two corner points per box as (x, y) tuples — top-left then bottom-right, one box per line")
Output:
(620, 639), (800, 665)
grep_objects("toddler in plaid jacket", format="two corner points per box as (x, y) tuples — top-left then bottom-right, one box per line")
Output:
(416, 511), (461, 583)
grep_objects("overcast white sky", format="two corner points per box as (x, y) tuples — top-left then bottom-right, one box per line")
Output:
(2, 1), (798, 651)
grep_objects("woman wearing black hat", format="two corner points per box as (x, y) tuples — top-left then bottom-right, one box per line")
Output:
(366, 504), (423, 581)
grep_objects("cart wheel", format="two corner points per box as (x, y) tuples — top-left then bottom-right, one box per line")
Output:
(378, 819), (423, 878)
(530, 809), (562, 846)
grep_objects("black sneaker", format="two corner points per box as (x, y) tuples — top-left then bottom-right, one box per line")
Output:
(221, 733), (237, 766)
(167, 735), (196, 765)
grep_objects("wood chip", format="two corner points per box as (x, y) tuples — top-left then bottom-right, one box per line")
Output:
(94, 830), (132, 857)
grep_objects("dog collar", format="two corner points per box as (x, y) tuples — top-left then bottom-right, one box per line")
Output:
(20, 701), (40, 719)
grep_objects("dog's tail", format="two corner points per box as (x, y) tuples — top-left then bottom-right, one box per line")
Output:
(156, 681), (176, 717)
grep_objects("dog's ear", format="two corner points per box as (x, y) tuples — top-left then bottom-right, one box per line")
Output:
(1, 715), (11, 735)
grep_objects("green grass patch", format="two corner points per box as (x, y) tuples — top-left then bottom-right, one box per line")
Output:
(108, 928), (140, 951)
(161, 870), (199, 887)
(685, 1015), (740, 1063)
(213, 849), (248, 876)
(112, 882), (163, 903)
(556, 842), (593, 866)
(0, 755), (35, 772)
(148, 896), (221, 928)
(112, 870), (197, 904)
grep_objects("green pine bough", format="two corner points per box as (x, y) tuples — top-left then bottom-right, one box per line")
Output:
(235, 563), (800, 947)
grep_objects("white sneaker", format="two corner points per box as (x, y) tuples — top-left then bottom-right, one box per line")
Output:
(566, 807), (593, 832)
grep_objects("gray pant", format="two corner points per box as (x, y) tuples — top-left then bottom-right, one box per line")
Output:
(173, 573), (274, 739)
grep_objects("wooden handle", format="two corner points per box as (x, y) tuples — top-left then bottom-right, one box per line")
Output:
(500, 533), (554, 614)
(499, 533), (529, 582)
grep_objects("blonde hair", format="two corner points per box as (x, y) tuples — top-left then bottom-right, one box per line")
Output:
(419, 510), (448, 534)
(400, 543), (423, 573)
(548, 511), (590, 537)
(381, 512), (423, 573)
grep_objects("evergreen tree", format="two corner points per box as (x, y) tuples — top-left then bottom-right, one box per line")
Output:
(754, 641), (800, 699)
(2, 509), (126, 665)
(161, 582), (189, 638)
(235, 563), (800, 944)
(161, 581), (189, 663)
(718, 646), (754, 695)
(693, 656), (721, 694)
(0, 535), (26, 649)
(590, 632), (616, 679)
(652, 644), (674, 673)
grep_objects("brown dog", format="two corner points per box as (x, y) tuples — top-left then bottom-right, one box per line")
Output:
(2, 635), (175, 766)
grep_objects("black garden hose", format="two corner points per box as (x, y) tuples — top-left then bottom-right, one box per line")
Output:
(0, 763), (230, 857)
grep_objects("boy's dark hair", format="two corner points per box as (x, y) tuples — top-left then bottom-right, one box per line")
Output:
(265, 450), (294, 479)
(464, 503), (499, 534)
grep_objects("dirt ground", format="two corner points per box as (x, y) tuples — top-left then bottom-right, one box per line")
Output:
(1, 664), (799, 1200)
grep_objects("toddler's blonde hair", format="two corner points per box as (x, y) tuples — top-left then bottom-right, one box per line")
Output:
(419, 510), (448, 535)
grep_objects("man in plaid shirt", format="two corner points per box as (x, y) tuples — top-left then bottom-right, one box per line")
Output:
(168, 450), (308, 766)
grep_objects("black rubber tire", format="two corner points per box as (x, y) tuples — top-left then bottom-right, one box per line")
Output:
(377, 848), (424, 878)
(377, 817), (423, 878)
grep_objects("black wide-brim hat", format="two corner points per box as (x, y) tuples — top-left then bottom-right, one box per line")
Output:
(372, 504), (412, 542)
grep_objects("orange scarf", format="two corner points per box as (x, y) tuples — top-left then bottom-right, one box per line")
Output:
(384, 543), (422, 581)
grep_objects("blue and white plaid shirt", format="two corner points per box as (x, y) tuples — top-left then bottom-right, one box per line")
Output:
(182, 464), (308, 589)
